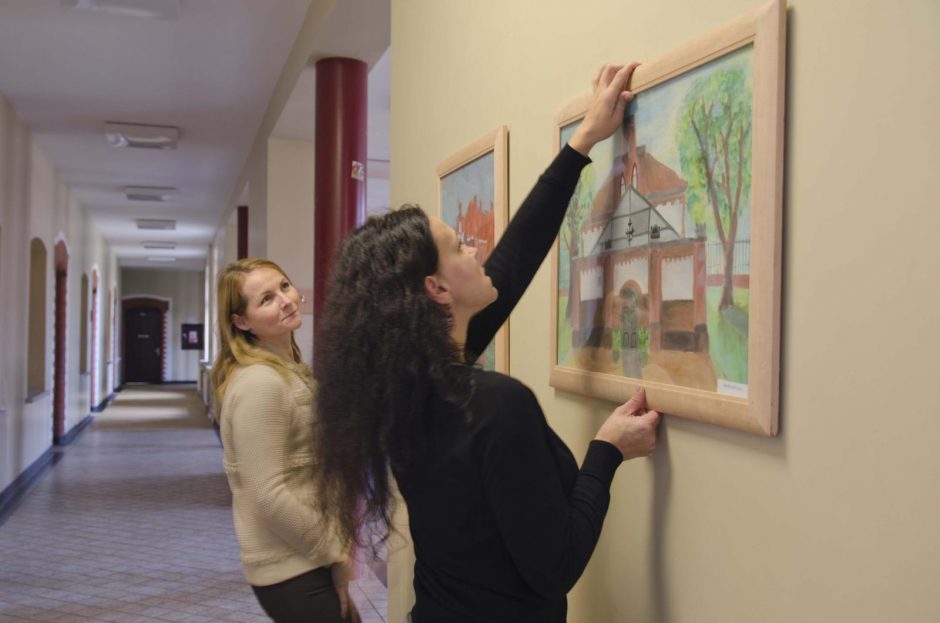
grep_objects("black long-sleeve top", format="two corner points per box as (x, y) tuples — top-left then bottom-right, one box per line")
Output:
(394, 145), (624, 623)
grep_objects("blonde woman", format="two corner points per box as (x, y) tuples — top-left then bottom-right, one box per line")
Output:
(212, 258), (358, 623)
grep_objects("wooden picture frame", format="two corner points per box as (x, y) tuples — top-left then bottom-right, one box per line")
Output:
(437, 126), (510, 372)
(550, 0), (785, 435)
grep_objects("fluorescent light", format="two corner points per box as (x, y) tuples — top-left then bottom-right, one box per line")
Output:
(136, 219), (176, 230)
(146, 256), (177, 263)
(62, 0), (180, 20)
(125, 186), (179, 202)
(105, 122), (179, 149)
(142, 241), (177, 249)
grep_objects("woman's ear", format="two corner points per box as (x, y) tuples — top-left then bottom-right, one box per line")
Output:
(231, 313), (250, 332)
(424, 275), (451, 305)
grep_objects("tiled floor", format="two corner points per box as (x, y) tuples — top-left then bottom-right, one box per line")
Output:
(0, 385), (387, 622)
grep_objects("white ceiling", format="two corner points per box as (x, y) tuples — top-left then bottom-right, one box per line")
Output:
(0, 0), (390, 270)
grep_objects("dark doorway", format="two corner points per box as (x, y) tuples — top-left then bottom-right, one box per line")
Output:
(124, 307), (162, 383)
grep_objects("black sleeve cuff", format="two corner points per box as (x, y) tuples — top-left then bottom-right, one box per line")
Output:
(555, 142), (592, 171)
(580, 440), (623, 489)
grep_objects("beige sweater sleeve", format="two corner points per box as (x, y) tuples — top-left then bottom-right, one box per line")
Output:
(224, 365), (340, 563)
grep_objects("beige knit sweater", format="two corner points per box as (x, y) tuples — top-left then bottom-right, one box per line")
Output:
(220, 362), (343, 587)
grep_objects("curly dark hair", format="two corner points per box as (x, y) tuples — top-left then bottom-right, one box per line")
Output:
(314, 205), (473, 551)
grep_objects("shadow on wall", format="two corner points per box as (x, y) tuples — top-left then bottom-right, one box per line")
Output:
(650, 423), (672, 623)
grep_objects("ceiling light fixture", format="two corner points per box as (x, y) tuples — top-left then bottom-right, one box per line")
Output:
(62, 0), (180, 20)
(105, 122), (179, 149)
(136, 219), (176, 230)
(146, 256), (177, 263)
(142, 241), (177, 250)
(125, 186), (179, 202)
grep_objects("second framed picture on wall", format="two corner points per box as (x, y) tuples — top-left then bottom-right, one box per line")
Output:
(437, 126), (509, 372)
(550, 0), (786, 435)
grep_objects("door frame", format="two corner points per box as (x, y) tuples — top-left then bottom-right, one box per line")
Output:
(121, 297), (169, 384)
(52, 238), (70, 442)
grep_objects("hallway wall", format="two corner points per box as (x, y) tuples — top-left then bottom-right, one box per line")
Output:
(266, 137), (316, 362)
(247, 141), (269, 260)
(0, 91), (119, 494)
(121, 268), (206, 382)
(205, 137), (317, 366)
(388, 1), (940, 621)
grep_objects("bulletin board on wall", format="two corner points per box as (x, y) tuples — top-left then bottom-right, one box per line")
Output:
(180, 323), (204, 351)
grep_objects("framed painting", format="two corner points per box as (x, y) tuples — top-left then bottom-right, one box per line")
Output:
(437, 126), (510, 372)
(550, 0), (785, 435)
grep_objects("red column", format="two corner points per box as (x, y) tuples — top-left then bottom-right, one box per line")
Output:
(313, 58), (367, 345)
(237, 205), (248, 259)
(90, 274), (98, 407)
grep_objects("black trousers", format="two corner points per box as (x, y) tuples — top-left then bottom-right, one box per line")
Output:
(252, 566), (349, 623)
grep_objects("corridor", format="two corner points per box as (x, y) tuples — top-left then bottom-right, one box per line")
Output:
(0, 385), (387, 623)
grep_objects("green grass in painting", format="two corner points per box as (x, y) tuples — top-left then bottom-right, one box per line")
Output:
(557, 294), (572, 365)
(706, 287), (749, 383)
(482, 341), (496, 371)
(558, 289), (750, 381)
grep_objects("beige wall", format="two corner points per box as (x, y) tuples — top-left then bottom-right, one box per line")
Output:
(0, 91), (118, 493)
(121, 268), (206, 382)
(267, 137), (316, 362)
(206, 138), (317, 368)
(267, 138), (315, 288)
(248, 142), (269, 259)
(390, 1), (940, 621)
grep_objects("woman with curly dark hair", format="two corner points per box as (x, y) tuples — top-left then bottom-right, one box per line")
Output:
(315, 62), (660, 622)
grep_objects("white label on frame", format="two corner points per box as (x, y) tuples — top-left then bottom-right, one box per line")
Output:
(717, 379), (748, 398)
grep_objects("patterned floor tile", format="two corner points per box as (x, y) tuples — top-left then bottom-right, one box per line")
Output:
(0, 385), (387, 622)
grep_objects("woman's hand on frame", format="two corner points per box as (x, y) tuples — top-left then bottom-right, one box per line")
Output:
(595, 386), (660, 460)
(568, 62), (640, 156)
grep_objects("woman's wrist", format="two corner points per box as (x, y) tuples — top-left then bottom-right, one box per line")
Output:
(567, 128), (594, 156)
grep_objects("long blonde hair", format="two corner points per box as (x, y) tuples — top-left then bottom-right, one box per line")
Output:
(211, 258), (308, 412)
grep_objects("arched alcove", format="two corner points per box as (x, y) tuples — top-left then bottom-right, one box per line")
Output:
(27, 238), (48, 399)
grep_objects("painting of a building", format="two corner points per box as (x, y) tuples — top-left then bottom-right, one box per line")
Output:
(556, 46), (755, 395)
(440, 144), (505, 371)
(567, 115), (710, 381)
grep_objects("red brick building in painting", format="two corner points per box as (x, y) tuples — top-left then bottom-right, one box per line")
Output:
(454, 195), (494, 263)
(567, 116), (709, 371)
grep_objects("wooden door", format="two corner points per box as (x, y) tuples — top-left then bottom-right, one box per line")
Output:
(124, 308), (162, 383)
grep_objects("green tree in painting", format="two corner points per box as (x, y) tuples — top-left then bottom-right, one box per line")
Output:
(561, 166), (595, 265)
(678, 66), (751, 310)
(560, 166), (595, 318)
